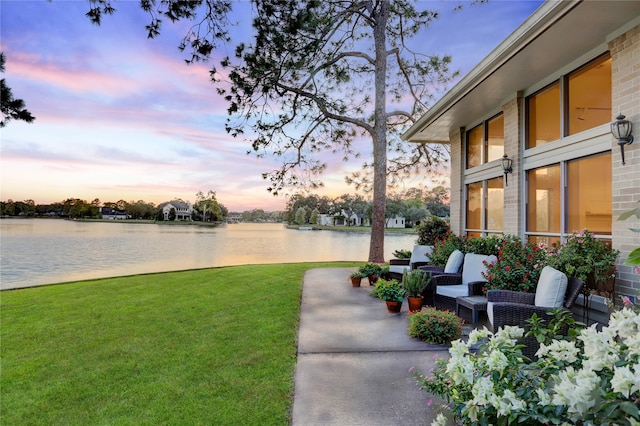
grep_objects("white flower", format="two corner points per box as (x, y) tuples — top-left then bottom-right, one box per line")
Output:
(535, 388), (552, 406)
(626, 333), (640, 357)
(551, 367), (599, 418)
(536, 339), (579, 363)
(578, 324), (619, 371)
(446, 352), (475, 385)
(608, 307), (640, 340)
(468, 327), (491, 345)
(449, 338), (470, 358)
(431, 412), (448, 426)
(485, 349), (509, 373)
(611, 364), (640, 397)
(496, 389), (526, 417)
(490, 325), (524, 347)
(470, 376), (494, 406)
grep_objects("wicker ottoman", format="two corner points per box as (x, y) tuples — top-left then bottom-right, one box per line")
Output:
(456, 295), (488, 325)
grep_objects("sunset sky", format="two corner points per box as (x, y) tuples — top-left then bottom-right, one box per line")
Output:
(1, 1), (542, 212)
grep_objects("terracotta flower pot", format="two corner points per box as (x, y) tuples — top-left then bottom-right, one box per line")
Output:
(367, 274), (379, 286)
(407, 296), (424, 313)
(385, 300), (402, 313)
(350, 276), (362, 287)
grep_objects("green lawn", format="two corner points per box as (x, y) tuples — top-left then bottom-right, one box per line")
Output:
(1, 262), (359, 425)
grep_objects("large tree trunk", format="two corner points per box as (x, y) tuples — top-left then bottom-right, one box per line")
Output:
(368, 0), (389, 264)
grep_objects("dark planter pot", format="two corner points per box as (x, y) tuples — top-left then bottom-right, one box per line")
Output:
(586, 267), (616, 298)
(367, 274), (379, 286)
(385, 300), (402, 313)
(407, 296), (424, 313)
(350, 276), (362, 287)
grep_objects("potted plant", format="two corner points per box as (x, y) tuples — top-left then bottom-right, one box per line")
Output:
(546, 229), (620, 298)
(401, 269), (429, 312)
(349, 270), (364, 287)
(374, 278), (406, 313)
(390, 249), (411, 267)
(358, 262), (383, 285)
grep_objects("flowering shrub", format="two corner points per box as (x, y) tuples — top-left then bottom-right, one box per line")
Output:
(482, 237), (549, 293)
(416, 299), (640, 425)
(547, 229), (619, 291)
(428, 231), (466, 267)
(416, 216), (450, 246)
(408, 308), (462, 345)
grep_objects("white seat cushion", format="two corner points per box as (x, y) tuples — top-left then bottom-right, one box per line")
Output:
(461, 254), (497, 285)
(389, 265), (410, 275)
(534, 266), (568, 308)
(410, 245), (433, 265)
(436, 284), (469, 299)
(444, 250), (464, 273)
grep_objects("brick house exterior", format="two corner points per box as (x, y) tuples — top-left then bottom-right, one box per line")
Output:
(403, 2), (640, 306)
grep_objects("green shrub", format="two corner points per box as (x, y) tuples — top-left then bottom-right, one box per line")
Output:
(392, 249), (412, 259)
(464, 234), (504, 256)
(401, 269), (429, 297)
(358, 262), (382, 277)
(428, 231), (466, 267)
(374, 279), (406, 302)
(408, 308), (462, 344)
(482, 237), (549, 293)
(416, 216), (450, 246)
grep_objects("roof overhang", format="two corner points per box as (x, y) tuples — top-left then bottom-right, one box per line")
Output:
(402, 0), (640, 144)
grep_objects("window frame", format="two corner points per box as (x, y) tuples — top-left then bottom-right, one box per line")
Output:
(465, 112), (504, 170)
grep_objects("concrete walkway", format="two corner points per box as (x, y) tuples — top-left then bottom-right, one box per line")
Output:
(291, 268), (451, 426)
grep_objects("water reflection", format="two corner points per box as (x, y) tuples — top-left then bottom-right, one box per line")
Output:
(0, 219), (416, 289)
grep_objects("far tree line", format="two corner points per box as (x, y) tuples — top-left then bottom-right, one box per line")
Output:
(284, 186), (450, 226)
(0, 190), (230, 222)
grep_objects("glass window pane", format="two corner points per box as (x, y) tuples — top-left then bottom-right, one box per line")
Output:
(466, 125), (483, 168)
(487, 114), (504, 163)
(568, 55), (611, 136)
(527, 83), (560, 148)
(567, 152), (612, 235)
(527, 165), (561, 234)
(527, 235), (560, 247)
(486, 177), (504, 231)
(466, 182), (482, 230)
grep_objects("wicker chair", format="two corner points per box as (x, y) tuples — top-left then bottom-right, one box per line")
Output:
(429, 253), (497, 312)
(387, 244), (433, 280)
(487, 275), (585, 360)
(416, 250), (465, 306)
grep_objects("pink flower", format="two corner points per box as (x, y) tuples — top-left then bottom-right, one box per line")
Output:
(622, 296), (632, 307)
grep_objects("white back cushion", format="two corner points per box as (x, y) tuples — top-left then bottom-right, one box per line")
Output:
(389, 265), (410, 275)
(461, 254), (497, 285)
(410, 245), (433, 264)
(534, 266), (568, 308)
(444, 250), (464, 273)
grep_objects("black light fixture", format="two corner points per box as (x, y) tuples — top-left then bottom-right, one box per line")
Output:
(501, 154), (513, 186)
(611, 113), (634, 165)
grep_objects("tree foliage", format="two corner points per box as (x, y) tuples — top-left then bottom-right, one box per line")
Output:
(1, 53), (35, 128)
(84, 0), (460, 262)
(219, 0), (456, 261)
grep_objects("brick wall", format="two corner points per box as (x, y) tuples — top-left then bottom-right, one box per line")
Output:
(450, 129), (463, 235)
(502, 96), (522, 236)
(609, 24), (640, 298)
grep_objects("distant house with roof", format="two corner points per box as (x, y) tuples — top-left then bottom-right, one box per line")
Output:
(385, 214), (405, 229)
(159, 201), (193, 221)
(100, 207), (129, 220)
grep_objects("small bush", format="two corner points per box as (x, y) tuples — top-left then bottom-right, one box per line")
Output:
(428, 232), (466, 267)
(408, 308), (462, 344)
(416, 216), (450, 246)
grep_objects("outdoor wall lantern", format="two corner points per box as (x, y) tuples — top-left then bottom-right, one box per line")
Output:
(501, 154), (513, 186)
(611, 113), (634, 165)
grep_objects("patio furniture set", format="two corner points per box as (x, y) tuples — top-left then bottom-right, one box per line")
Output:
(389, 244), (585, 358)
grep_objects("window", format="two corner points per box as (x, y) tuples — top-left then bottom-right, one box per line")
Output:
(526, 54), (611, 148)
(466, 113), (504, 169)
(465, 177), (504, 236)
(526, 152), (612, 245)
(527, 83), (560, 148)
(567, 55), (612, 136)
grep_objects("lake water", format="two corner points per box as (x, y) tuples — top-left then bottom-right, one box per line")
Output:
(0, 219), (417, 290)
